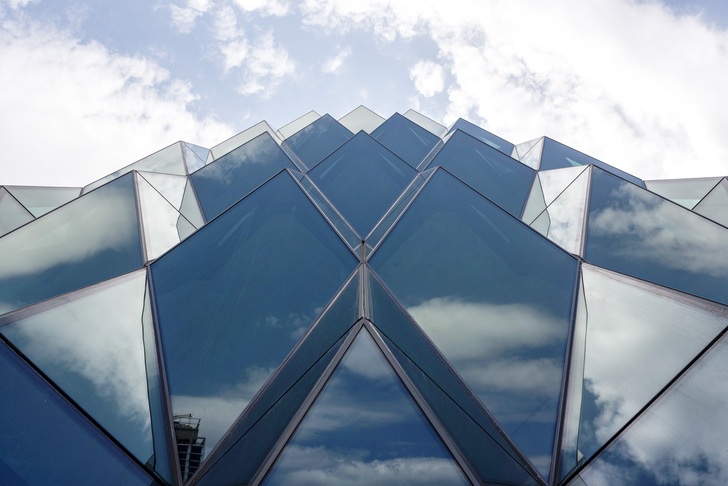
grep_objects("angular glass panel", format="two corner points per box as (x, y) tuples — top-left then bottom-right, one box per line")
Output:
(425, 130), (536, 216)
(371, 112), (441, 169)
(138, 172), (187, 210)
(694, 177), (728, 227)
(540, 137), (643, 187)
(448, 118), (515, 155)
(297, 175), (361, 250)
(512, 137), (543, 169)
(150, 171), (358, 457)
(338, 105), (386, 134)
(281, 114), (353, 169)
(4, 186), (81, 217)
(369, 169), (578, 476)
(209, 121), (279, 162)
(559, 264), (728, 480)
(0, 340), (158, 485)
(521, 173), (547, 224)
(571, 332), (728, 486)
(530, 209), (551, 236)
(192, 133), (296, 221)
(307, 132), (418, 236)
(136, 174), (186, 261)
(0, 270), (171, 482)
(261, 329), (469, 486)
(0, 173), (143, 315)
(585, 167), (728, 305)
(0, 187), (34, 237)
(403, 108), (448, 137)
(644, 176), (721, 209)
(182, 142), (206, 173)
(277, 110), (321, 140)
(539, 166), (588, 206)
(368, 270), (540, 484)
(176, 214), (196, 240)
(179, 178), (205, 227)
(541, 166), (590, 255)
(183, 142), (210, 169)
(84, 142), (186, 193)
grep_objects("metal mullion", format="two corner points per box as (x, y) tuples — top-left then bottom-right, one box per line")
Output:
(689, 176), (724, 210)
(1, 185), (35, 218)
(363, 320), (480, 486)
(132, 172), (151, 264)
(364, 170), (426, 240)
(518, 171), (542, 221)
(248, 320), (366, 486)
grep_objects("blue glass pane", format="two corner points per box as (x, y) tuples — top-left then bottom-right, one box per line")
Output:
(585, 167), (728, 305)
(449, 118), (515, 155)
(308, 132), (418, 236)
(540, 137), (644, 187)
(281, 114), (353, 169)
(0, 340), (158, 485)
(426, 130), (535, 216)
(369, 169), (578, 477)
(191, 133), (296, 220)
(371, 112), (440, 168)
(297, 175), (362, 250)
(571, 333), (728, 486)
(0, 173), (143, 315)
(368, 270), (540, 484)
(262, 329), (469, 486)
(151, 171), (358, 456)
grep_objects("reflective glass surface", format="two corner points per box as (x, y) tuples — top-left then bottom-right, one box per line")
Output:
(150, 171), (358, 456)
(571, 332), (728, 486)
(179, 178), (205, 227)
(262, 329), (469, 486)
(281, 114), (353, 169)
(209, 121), (278, 161)
(0, 340), (158, 485)
(538, 166), (588, 206)
(403, 109), (448, 137)
(425, 130), (535, 216)
(585, 167), (728, 305)
(277, 110), (320, 140)
(448, 118), (515, 155)
(176, 214), (196, 240)
(513, 137), (543, 169)
(0, 173), (143, 315)
(369, 169), (578, 476)
(182, 142), (207, 173)
(136, 174), (185, 261)
(5, 186), (81, 217)
(138, 172), (187, 210)
(298, 175), (362, 250)
(191, 133), (296, 221)
(0, 270), (171, 481)
(338, 105), (385, 134)
(644, 177), (722, 209)
(521, 174), (547, 224)
(308, 132), (418, 236)
(694, 177), (728, 227)
(536, 166), (590, 255)
(371, 113), (441, 168)
(560, 264), (728, 479)
(0, 187), (34, 237)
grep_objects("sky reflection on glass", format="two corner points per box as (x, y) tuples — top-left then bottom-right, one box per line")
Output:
(371, 113), (440, 169)
(281, 114), (353, 169)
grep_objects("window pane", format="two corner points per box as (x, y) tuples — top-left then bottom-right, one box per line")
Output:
(4, 186), (81, 217)
(448, 118), (514, 155)
(0, 188), (34, 237)
(371, 113), (441, 169)
(281, 114), (353, 170)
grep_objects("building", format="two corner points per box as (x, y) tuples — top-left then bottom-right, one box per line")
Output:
(1, 106), (727, 486)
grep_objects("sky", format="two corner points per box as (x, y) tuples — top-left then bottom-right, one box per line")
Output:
(1, 0), (727, 186)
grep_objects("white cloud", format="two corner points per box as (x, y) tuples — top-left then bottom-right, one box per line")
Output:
(322, 46), (351, 73)
(237, 31), (295, 95)
(409, 60), (444, 97)
(234, 0), (289, 16)
(3, 0), (37, 9)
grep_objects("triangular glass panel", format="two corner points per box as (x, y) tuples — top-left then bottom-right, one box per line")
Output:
(539, 166), (588, 206)
(183, 141), (211, 167)
(307, 132), (418, 236)
(367, 269), (541, 484)
(0, 172), (143, 316)
(191, 133), (297, 221)
(569, 328), (728, 486)
(150, 171), (358, 458)
(179, 178), (205, 227)
(694, 177), (728, 227)
(585, 166), (728, 305)
(369, 168), (579, 477)
(181, 142), (207, 173)
(338, 105), (386, 134)
(512, 137), (543, 169)
(281, 114), (353, 169)
(559, 264), (728, 481)
(138, 172), (187, 210)
(521, 172), (547, 224)
(176, 214), (197, 240)
(0, 187), (34, 237)
(537, 166), (591, 255)
(209, 121), (280, 162)
(644, 176), (722, 209)
(425, 130), (536, 217)
(276, 110), (321, 140)
(4, 185), (81, 217)
(0, 269), (172, 483)
(371, 112), (441, 169)
(403, 108), (448, 137)
(0, 335), (161, 484)
(194, 271), (362, 485)
(260, 328), (470, 486)
(448, 118), (515, 155)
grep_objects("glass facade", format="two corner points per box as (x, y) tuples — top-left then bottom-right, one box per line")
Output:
(1, 107), (727, 486)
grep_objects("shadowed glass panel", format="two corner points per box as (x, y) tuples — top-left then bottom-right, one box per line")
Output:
(281, 114), (353, 169)
(191, 133), (295, 221)
(0, 270), (172, 482)
(560, 264), (728, 480)
(0, 188), (34, 237)
(694, 178), (728, 227)
(371, 113), (440, 169)
(150, 171), (358, 456)
(308, 132), (418, 236)
(425, 130), (535, 216)
(644, 177), (721, 209)
(4, 186), (81, 217)
(0, 173), (142, 315)
(571, 332), (728, 486)
(585, 167), (728, 305)
(0, 340), (159, 485)
(369, 169), (577, 477)
(448, 118), (514, 155)
(262, 330), (469, 486)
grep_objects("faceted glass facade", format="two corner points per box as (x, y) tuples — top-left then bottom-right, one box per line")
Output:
(2, 106), (728, 486)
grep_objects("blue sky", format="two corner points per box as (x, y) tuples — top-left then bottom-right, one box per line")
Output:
(1, 0), (727, 186)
